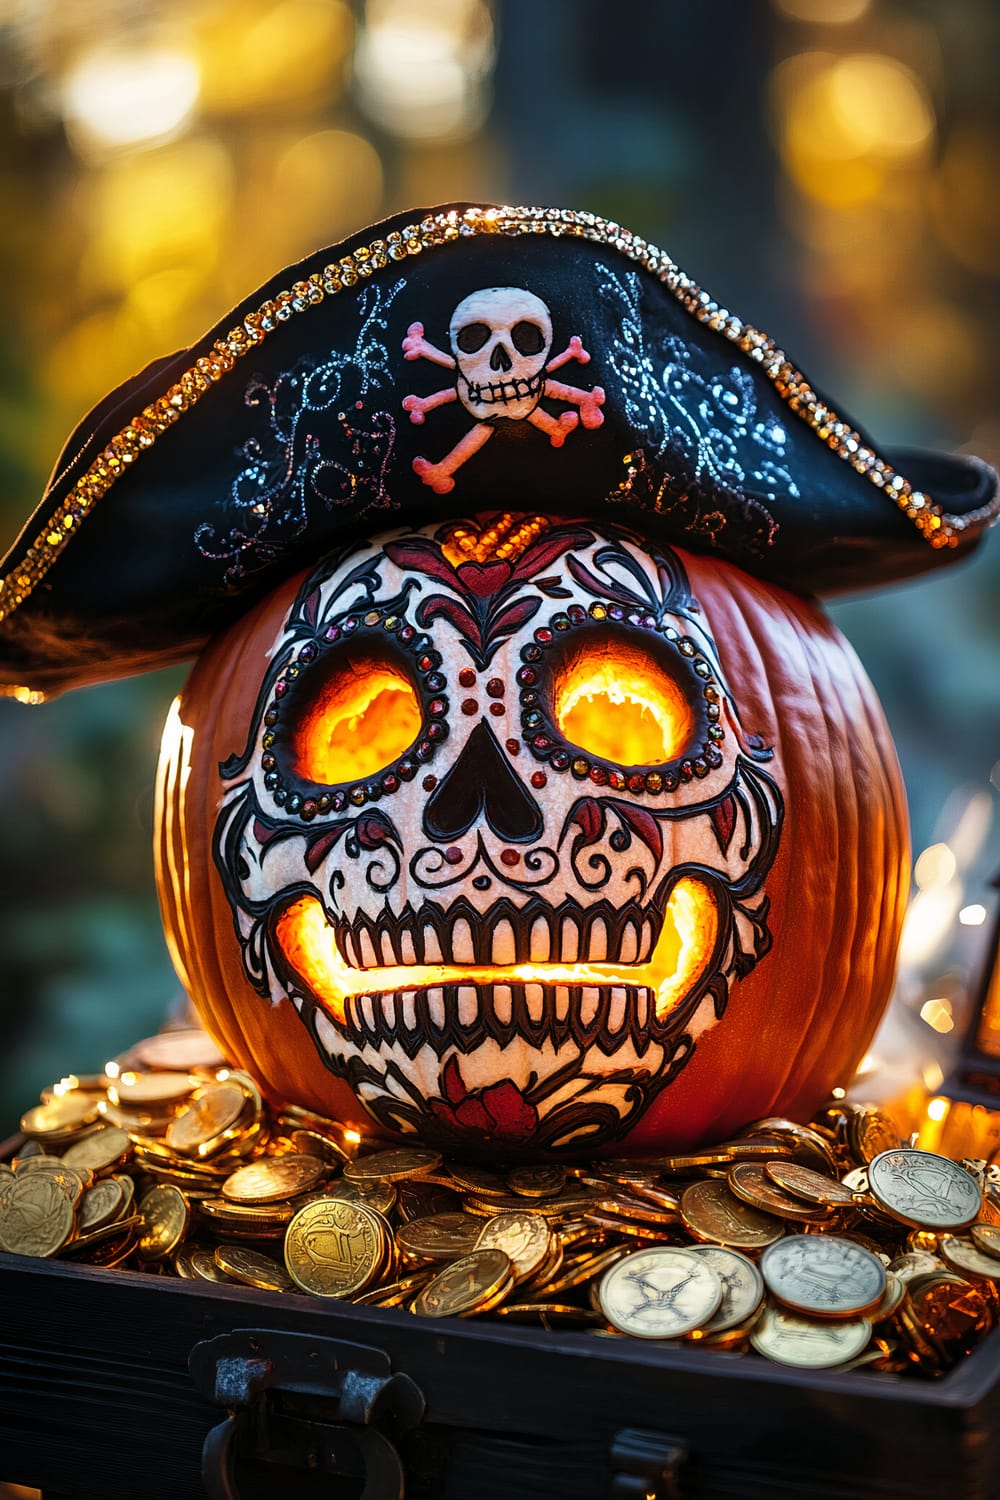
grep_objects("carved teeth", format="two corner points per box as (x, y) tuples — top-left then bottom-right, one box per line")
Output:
(493, 984), (513, 1024)
(619, 919), (638, 964)
(525, 983), (545, 1022)
(530, 916), (550, 961)
(558, 916), (579, 962)
(458, 985), (478, 1026)
(426, 988), (445, 1030)
(491, 918), (516, 963)
(587, 917), (608, 961)
(422, 926), (444, 963)
(452, 917), (475, 963)
(578, 987), (601, 1028)
(338, 900), (662, 968)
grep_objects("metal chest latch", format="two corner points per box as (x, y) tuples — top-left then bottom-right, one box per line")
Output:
(189, 1328), (425, 1500)
(610, 1428), (687, 1499)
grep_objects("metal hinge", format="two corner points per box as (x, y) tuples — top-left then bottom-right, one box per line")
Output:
(610, 1427), (687, 1500)
(190, 1328), (425, 1500)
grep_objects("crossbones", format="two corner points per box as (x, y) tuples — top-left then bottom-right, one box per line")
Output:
(401, 286), (606, 494)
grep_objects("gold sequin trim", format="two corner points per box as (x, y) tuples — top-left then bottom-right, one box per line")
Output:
(2, 203), (995, 630)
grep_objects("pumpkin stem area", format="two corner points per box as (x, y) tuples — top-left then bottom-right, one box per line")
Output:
(273, 877), (718, 1029)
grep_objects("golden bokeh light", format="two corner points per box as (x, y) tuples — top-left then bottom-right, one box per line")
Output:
(772, 0), (870, 21)
(772, 51), (934, 208)
(195, 0), (353, 114)
(354, 0), (495, 141)
(61, 42), (201, 159)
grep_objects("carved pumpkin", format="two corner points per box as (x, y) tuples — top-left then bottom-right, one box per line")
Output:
(155, 515), (908, 1155)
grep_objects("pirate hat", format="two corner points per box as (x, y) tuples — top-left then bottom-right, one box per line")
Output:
(0, 202), (995, 700)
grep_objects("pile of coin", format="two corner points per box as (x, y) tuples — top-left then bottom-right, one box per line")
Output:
(3, 1031), (999, 1377)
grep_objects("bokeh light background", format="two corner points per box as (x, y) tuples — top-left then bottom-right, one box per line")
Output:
(0, 0), (997, 1123)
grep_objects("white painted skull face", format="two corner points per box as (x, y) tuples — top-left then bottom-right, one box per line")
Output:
(449, 288), (553, 420)
(214, 518), (783, 1153)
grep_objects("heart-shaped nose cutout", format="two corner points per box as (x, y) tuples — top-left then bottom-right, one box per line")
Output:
(423, 719), (543, 844)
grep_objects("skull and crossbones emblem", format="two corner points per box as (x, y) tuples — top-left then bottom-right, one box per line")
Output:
(401, 286), (606, 493)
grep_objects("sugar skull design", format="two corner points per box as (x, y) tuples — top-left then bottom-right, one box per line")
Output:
(401, 287), (606, 494)
(213, 517), (783, 1153)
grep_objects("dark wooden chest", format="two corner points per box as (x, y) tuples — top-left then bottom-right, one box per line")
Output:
(2, 1251), (1000, 1500)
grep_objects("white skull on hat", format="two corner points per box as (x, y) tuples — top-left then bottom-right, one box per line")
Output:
(402, 285), (607, 494)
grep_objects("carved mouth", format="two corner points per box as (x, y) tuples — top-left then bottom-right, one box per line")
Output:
(330, 897), (658, 968)
(274, 877), (718, 1055)
(463, 371), (545, 406)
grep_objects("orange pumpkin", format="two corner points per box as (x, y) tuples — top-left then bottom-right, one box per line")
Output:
(155, 517), (908, 1155)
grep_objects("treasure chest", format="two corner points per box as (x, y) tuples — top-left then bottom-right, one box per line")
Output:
(2, 1241), (1000, 1500)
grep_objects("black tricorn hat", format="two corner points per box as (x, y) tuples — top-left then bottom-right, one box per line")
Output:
(1, 201), (996, 700)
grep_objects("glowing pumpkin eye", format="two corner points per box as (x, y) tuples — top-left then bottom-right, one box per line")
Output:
(553, 639), (694, 767)
(291, 651), (422, 785)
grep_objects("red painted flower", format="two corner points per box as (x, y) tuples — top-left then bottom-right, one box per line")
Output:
(430, 1055), (538, 1143)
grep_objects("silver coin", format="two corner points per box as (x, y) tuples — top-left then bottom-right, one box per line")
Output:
(691, 1246), (765, 1333)
(970, 1222), (1000, 1261)
(938, 1236), (1000, 1282)
(760, 1234), (886, 1318)
(751, 1306), (872, 1369)
(868, 1149), (982, 1230)
(599, 1247), (723, 1339)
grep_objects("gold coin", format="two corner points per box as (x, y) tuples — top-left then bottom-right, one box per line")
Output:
(214, 1244), (296, 1292)
(396, 1212), (484, 1262)
(221, 1154), (327, 1204)
(284, 1198), (385, 1297)
(446, 1164), (509, 1199)
(744, 1118), (838, 1174)
(750, 1306), (872, 1368)
(970, 1222), (1000, 1260)
(61, 1125), (131, 1174)
(78, 1178), (126, 1234)
(343, 1147), (442, 1183)
(0, 1171), (74, 1257)
(137, 1184), (190, 1260)
(494, 1304), (604, 1327)
(19, 1093), (101, 1138)
(411, 1248), (513, 1318)
(868, 1149), (982, 1230)
(690, 1247), (765, 1335)
(680, 1179), (784, 1248)
(110, 1072), (197, 1107)
(728, 1162), (830, 1221)
(871, 1271), (906, 1322)
(898, 1273), (992, 1365)
(190, 1248), (238, 1284)
(130, 1028), (228, 1072)
(760, 1235), (886, 1318)
(397, 1179), (463, 1221)
(592, 1193), (678, 1228)
(200, 1196), (298, 1226)
(324, 1178), (398, 1216)
(849, 1106), (901, 1165)
(599, 1247), (723, 1339)
(66, 1214), (141, 1254)
(475, 1211), (552, 1283)
(938, 1235), (1000, 1282)
(765, 1162), (856, 1208)
(20, 1163), (87, 1208)
(165, 1082), (248, 1156)
(531, 1245), (630, 1300)
(506, 1165), (567, 1199)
